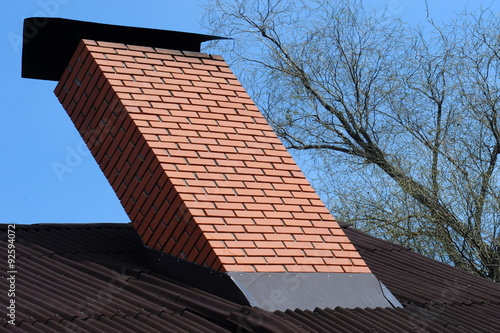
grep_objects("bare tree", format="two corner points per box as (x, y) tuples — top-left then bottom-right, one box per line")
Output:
(203, 0), (500, 281)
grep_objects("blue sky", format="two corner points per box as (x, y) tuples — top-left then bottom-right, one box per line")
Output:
(1, 0), (499, 224)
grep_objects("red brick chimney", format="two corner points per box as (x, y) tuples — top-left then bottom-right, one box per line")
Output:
(22, 18), (400, 311)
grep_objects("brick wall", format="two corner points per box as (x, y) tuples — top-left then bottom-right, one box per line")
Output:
(54, 39), (370, 274)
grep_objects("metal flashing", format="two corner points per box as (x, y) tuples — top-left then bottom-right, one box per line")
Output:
(144, 247), (252, 306)
(21, 17), (227, 81)
(227, 272), (402, 311)
(145, 246), (401, 311)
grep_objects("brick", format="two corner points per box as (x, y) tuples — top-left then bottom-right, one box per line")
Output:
(135, 75), (165, 84)
(198, 151), (226, 160)
(244, 161), (273, 170)
(245, 249), (276, 256)
(341, 243), (357, 251)
(254, 265), (286, 272)
(323, 258), (352, 266)
(213, 203), (243, 211)
(153, 81), (182, 92)
(252, 219), (284, 226)
(225, 241), (256, 249)
(332, 251), (363, 259)
(264, 169), (292, 178)
(244, 203), (273, 211)
(179, 104), (209, 113)
(264, 190), (293, 198)
(121, 99), (151, 108)
(342, 266), (371, 273)
(197, 217), (225, 225)
(184, 201), (215, 210)
(312, 242), (342, 250)
(322, 236), (352, 244)
(132, 94), (162, 102)
(141, 55), (173, 65)
(226, 154), (256, 163)
(197, 131), (228, 140)
(351, 259), (367, 266)
(186, 158), (217, 166)
(186, 179), (217, 188)
(123, 81), (153, 88)
(283, 198), (310, 205)
(218, 256), (236, 265)
(220, 265), (255, 272)
(303, 227), (332, 235)
(208, 145), (238, 154)
(174, 56), (203, 63)
(192, 80), (219, 89)
(96, 41), (127, 49)
(294, 234), (323, 242)
(214, 248), (246, 257)
(254, 197), (283, 205)
(293, 191), (320, 199)
(218, 120), (247, 129)
(263, 211), (293, 219)
(234, 233), (265, 241)
(224, 196), (256, 204)
(234, 210), (265, 218)
(204, 233), (235, 241)
(274, 226), (303, 234)
(273, 204), (302, 212)
(295, 257), (324, 265)
(234, 188), (264, 197)
(127, 45), (155, 52)
(113, 86), (143, 94)
(245, 225), (277, 232)
(214, 224), (245, 233)
(102, 72), (134, 82)
(235, 257), (267, 265)
(205, 209), (235, 217)
(195, 194), (226, 202)
(292, 212), (321, 220)
(115, 67), (145, 75)
(315, 265), (344, 273)
(285, 265), (315, 273)
(283, 241), (314, 249)
(184, 68), (213, 76)
(94, 58), (125, 68)
(264, 234), (294, 241)
(200, 76), (227, 84)
(265, 257), (295, 265)
(254, 241), (286, 249)
(305, 249), (334, 257)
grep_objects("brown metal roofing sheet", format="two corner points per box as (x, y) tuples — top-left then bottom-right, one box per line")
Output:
(2, 223), (500, 332)
(343, 226), (500, 306)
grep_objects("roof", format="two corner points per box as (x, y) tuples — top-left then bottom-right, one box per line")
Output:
(3, 223), (499, 332)
(21, 18), (226, 81)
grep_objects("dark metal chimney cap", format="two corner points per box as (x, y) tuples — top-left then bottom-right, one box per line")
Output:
(21, 17), (227, 81)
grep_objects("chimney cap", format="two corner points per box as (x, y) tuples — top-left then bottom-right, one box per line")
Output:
(21, 17), (227, 81)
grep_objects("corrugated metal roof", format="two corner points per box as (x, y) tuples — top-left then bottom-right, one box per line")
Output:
(1, 223), (499, 332)
(342, 225), (500, 306)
